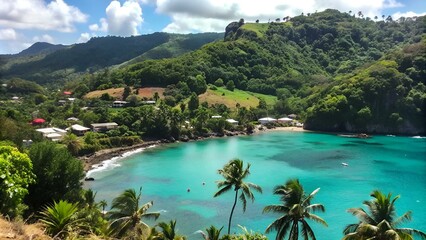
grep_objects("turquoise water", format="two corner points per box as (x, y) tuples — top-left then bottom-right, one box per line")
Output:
(85, 132), (426, 239)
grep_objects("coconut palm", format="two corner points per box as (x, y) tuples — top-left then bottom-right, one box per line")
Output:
(343, 190), (426, 240)
(199, 225), (223, 240)
(39, 200), (80, 238)
(108, 187), (160, 238)
(99, 200), (108, 214)
(153, 220), (186, 240)
(263, 179), (327, 240)
(62, 133), (82, 156)
(214, 158), (262, 235)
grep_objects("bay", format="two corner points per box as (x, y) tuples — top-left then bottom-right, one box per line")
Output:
(85, 131), (426, 239)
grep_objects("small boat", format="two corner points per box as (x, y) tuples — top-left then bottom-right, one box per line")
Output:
(356, 133), (369, 138)
(341, 162), (349, 167)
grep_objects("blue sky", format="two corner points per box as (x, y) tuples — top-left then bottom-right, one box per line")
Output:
(0, 0), (425, 54)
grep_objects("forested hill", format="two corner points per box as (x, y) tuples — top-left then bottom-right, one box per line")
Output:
(0, 32), (223, 84)
(99, 9), (424, 134)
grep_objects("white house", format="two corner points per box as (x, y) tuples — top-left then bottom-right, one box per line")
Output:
(211, 115), (222, 119)
(278, 117), (293, 123)
(226, 119), (239, 125)
(36, 127), (67, 141)
(91, 122), (118, 132)
(70, 124), (90, 136)
(258, 117), (277, 124)
(113, 101), (127, 108)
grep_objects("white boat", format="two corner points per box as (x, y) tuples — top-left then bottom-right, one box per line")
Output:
(341, 162), (349, 167)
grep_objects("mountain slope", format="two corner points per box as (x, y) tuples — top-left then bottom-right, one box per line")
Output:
(17, 42), (67, 57)
(0, 32), (223, 84)
(305, 39), (426, 134)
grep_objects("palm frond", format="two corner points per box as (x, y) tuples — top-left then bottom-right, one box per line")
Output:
(397, 228), (426, 239)
(306, 203), (325, 213)
(213, 184), (232, 197)
(343, 223), (361, 235)
(239, 191), (247, 212)
(263, 204), (288, 214)
(347, 208), (376, 224)
(392, 211), (412, 227)
(300, 219), (316, 240)
(305, 213), (328, 227)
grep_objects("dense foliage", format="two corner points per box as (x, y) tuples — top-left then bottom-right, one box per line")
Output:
(305, 39), (426, 133)
(0, 146), (35, 217)
(25, 141), (85, 212)
(0, 32), (223, 84)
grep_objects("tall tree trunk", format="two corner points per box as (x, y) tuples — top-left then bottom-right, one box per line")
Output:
(227, 189), (239, 235)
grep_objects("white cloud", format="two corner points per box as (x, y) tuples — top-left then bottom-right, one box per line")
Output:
(392, 11), (426, 20)
(77, 32), (91, 43)
(89, 18), (108, 32)
(89, 0), (143, 36)
(0, 0), (87, 32)
(105, 0), (144, 36)
(153, 0), (410, 33)
(33, 34), (54, 43)
(0, 28), (17, 40)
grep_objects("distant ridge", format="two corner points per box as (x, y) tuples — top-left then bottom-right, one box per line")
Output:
(17, 42), (67, 57)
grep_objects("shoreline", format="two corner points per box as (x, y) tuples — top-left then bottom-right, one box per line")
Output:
(80, 126), (307, 173)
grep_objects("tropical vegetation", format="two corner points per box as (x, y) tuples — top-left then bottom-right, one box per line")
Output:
(343, 190), (426, 240)
(214, 158), (262, 235)
(263, 179), (327, 240)
(0, 8), (424, 240)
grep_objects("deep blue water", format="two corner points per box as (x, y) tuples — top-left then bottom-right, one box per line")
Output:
(85, 132), (426, 239)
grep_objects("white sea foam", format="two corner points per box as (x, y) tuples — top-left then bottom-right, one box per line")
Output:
(412, 136), (426, 139)
(386, 135), (395, 137)
(86, 145), (158, 177)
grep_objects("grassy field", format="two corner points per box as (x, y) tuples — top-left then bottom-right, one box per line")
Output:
(241, 23), (270, 38)
(199, 86), (277, 109)
(84, 87), (165, 99)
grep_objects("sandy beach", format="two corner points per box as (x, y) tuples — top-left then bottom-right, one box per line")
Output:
(80, 126), (307, 173)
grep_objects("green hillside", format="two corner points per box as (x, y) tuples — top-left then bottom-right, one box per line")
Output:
(0, 32), (223, 84)
(199, 86), (277, 109)
(100, 9), (424, 134)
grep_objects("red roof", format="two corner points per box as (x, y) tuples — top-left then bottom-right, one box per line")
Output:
(63, 91), (72, 95)
(32, 118), (46, 124)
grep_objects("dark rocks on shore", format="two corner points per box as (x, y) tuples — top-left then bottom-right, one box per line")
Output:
(85, 177), (95, 181)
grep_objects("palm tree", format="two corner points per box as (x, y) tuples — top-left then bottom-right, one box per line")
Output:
(83, 189), (97, 209)
(263, 179), (327, 240)
(343, 190), (426, 240)
(108, 187), (160, 237)
(99, 200), (108, 214)
(199, 225), (223, 240)
(62, 133), (82, 156)
(154, 220), (186, 240)
(214, 158), (262, 235)
(39, 200), (80, 238)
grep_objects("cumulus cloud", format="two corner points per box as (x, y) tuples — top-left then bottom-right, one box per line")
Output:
(392, 11), (426, 20)
(33, 34), (54, 43)
(0, 0), (87, 32)
(89, 0), (143, 36)
(105, 0), (143, 36)
(0, 28), (17, 40)
(77, 32), (91, 43)
(153, 0), (410, 33)
(89, 18), (108, 32)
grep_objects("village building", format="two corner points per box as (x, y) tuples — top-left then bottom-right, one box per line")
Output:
(36, 127), (67, 141)
(69, 124), (90, 136)
(226, 119), (239, 125)
(91, 122), (118, 132)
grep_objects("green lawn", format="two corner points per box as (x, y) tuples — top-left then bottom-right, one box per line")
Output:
(240, 23), (269, 38)
(198, 86), (277, 109)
